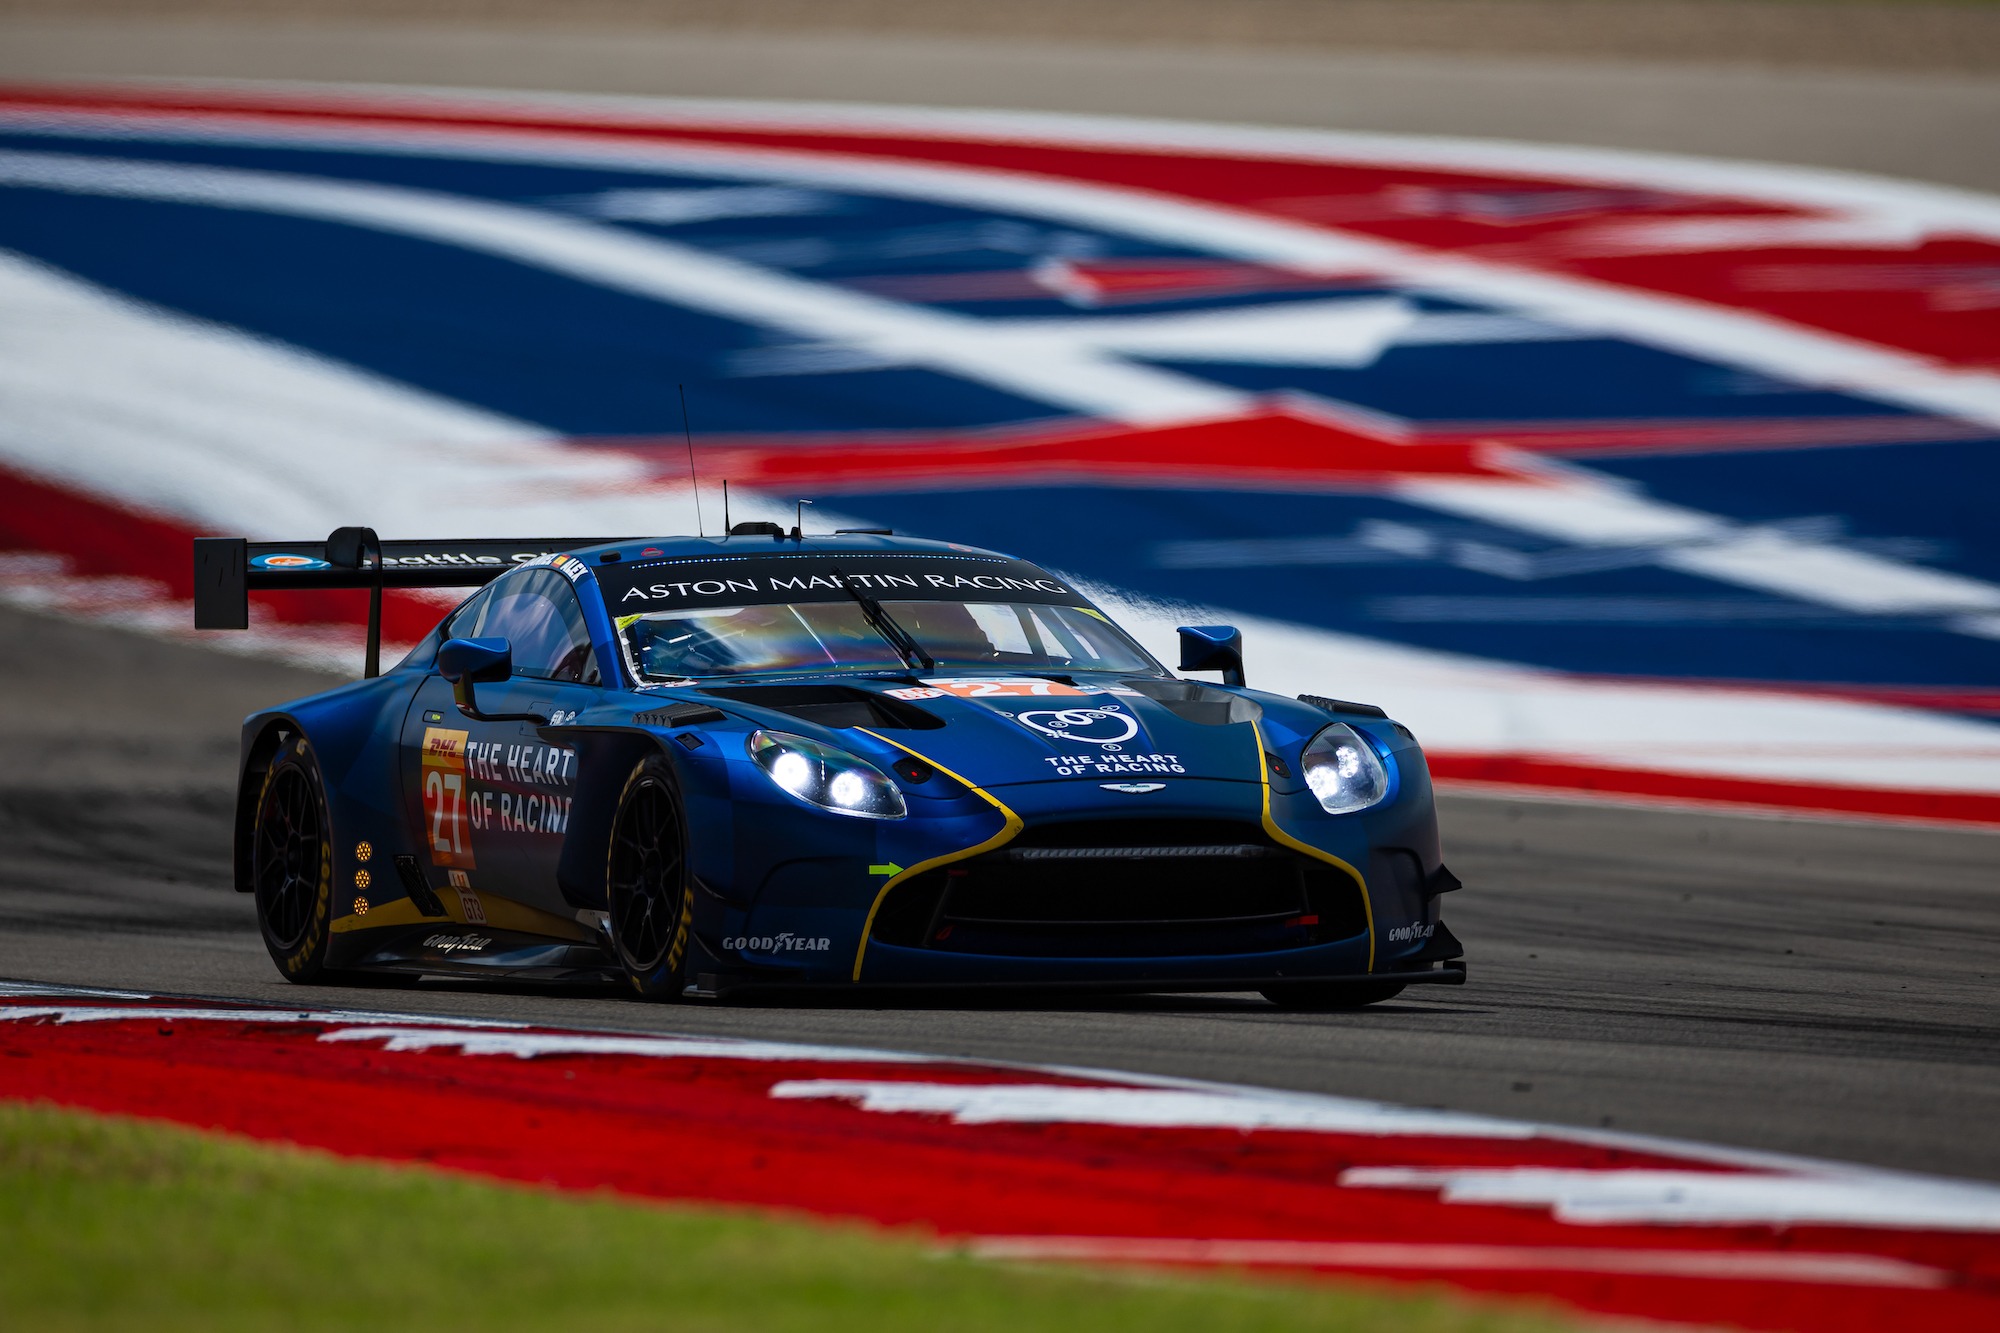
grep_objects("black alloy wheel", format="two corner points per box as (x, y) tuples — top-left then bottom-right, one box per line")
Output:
(1260, 980), (1407, 1011)
(606, 757), (692, 997)
(252, 738), (336, 981)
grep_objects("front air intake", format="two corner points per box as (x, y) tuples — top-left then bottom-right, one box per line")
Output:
(870, 820), (1368, 959)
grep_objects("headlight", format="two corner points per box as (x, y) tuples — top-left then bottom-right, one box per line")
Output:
(747, 730), (907, 820)
(1300, 723), (1389, 814)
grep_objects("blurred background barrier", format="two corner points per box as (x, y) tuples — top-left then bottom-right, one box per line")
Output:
(0, 1), (1996, 823)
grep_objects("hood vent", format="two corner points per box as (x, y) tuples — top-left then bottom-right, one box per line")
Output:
(1120, 678), (1262, 727)
(702, 684), (944, 730)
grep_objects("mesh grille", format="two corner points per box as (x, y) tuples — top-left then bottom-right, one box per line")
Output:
(871, 820), (1367, 959)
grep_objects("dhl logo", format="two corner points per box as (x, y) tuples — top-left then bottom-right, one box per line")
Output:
(422, 727), (468, 765)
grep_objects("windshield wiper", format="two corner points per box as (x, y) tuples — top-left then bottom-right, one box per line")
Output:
(833, 569), (935, 672)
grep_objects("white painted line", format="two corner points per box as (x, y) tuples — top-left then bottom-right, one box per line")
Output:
(0, 1005), (521, 1028)
(768, 1078), (1536, 1138)
(964, 1236), (1950, 1287)
(316, 1025), (933, 1064)
(0, 979), (149, 999)
(1343, 1166), (2000, 1231)
(770, 1080), (2000, 1232)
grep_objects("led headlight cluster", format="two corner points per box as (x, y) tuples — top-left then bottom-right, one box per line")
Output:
(748, 730), (907, 820)
(1300, 723), (1389, 814)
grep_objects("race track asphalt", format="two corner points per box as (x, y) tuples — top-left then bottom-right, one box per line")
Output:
(2, 602), (1995, 1181)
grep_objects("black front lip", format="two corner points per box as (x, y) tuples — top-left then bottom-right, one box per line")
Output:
(695, 961), (1468, 999)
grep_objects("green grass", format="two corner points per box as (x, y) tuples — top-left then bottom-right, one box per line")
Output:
(0, 1100), (1596, 1333)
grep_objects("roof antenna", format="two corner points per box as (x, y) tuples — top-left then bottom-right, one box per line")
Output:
(792, 498), (813, 541)
(722, 479), (731, 535)
(678, 383), (704, 537)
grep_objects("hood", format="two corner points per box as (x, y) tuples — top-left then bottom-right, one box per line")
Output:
(697, 674), (1283, 789)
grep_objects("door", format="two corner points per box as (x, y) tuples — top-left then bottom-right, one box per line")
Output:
(402, 567), (604, 931)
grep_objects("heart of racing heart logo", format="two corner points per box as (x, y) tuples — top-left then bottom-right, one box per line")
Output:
(1015, 708), (1140, 747)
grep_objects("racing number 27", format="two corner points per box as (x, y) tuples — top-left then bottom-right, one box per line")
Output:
(419, 726), (476, 869)
(425, 768), (469, 862)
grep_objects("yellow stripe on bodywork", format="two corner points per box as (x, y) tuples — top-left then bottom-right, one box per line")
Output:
(850, 728), (1024, 982)
(330, 897), (433, 934)
(1252, 720), (1375, 972)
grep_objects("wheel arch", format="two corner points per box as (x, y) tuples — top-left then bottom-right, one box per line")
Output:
(546, 725), (692, 912)
(234, 713), (304, 893)
(234, 672), (427, 896)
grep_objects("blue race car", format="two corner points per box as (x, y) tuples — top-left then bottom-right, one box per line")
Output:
(194, 524), (1465, 1007)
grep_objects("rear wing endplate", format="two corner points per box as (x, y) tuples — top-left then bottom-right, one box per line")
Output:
(194, 527), (615, 676)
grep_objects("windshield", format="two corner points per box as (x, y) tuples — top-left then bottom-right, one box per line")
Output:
(619, 600), (1159, 681)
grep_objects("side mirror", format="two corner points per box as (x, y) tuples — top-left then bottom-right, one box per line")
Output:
(437, 637), (542, 722)
(1177, 624), (1245, 688)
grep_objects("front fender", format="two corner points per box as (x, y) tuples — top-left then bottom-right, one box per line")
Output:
(539, 724), (729, 912)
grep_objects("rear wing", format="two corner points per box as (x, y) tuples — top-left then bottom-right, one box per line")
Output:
(194, 527), (616, 676)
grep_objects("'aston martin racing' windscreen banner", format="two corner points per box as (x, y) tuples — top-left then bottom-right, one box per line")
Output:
(595, 550), (1082, 612)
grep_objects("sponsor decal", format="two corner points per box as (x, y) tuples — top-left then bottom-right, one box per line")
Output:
(1016, 707), (1139, 747)
(420, 726), (475, 869)
(724, 934), (833, 954)
(924, 678), (1083, 698)
(423, 932), (493, 955)
(446, 869), (487, 925)
(621, 576), (764, 603)
(380, 552), (503, 567)
(604, 558), (1074, 607)
(374, 550), (565, 569)
(1101, 782), (1167, 793)
(526, 552), (592, 583)
(1387, 921), (1439, 944)
(919, 677), (1143, 699)
(461, 739), (576, 837)
(1047, 752), (1187, 777)
(250, 553), (330, 570)
(464, 740), (575, 789)
(640, 547), (664, 557)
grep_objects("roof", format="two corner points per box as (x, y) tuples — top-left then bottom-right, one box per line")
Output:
(569, 531), (1016, 564)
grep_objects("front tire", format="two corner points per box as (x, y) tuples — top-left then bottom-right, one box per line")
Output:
(606, 755), (693, 999)
(1261, 980), (1406, 1010)
(251, 736), (337, 983)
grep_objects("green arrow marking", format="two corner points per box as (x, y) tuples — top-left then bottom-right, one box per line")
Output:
(868, 863), (903, 877)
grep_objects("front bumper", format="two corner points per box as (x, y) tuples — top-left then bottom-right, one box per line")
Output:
(694, 949), (1467, 998)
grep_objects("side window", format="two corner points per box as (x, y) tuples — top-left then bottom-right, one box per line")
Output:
(463, 569), (602, 685)
(443, 588), (489, 641)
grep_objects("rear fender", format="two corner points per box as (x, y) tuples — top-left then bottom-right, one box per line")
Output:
(235, 673), (423, 898)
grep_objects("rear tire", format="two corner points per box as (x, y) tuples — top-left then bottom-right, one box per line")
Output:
(606, 755), (693, 999)
(251, 736), (337, 983)
(1260, 980), (1406, 1010)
